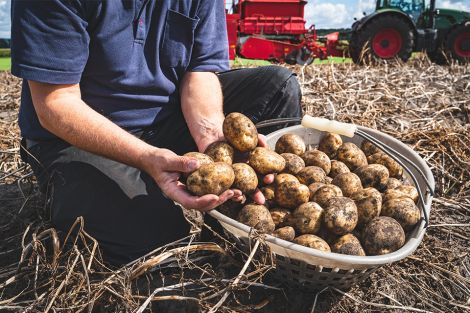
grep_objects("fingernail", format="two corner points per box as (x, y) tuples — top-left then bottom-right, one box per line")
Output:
(188, 159), (199, 171)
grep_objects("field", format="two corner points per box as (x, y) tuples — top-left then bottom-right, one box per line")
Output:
(0, 57), (11, 71)
(0, 59), (469, 312)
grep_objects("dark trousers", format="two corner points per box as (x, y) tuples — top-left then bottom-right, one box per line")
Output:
(22, 66), (302, 265)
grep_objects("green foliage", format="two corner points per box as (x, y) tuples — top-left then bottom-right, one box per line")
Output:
(0, 49), (11, 58)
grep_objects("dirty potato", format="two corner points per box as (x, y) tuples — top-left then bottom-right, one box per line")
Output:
(382, 197), (420, 230)
(270, 208), (291, 227)
(331, 234), (366, 256)
(232, 163), (258, 194)
(272, 226), (296, 241)
(337, 142), (368, 171)
(318, 133), (343, 158)
(386, 178), (403, 190)
(275, 181), (310, 209)
(248, 147), (286, 175)
(261, 185), (276, 208)
(237, 204), (275, 233)
(285, 202), (324, 235)
(308, 182), (326, 200)
(367, 152), (403, 178)
(311, 185), (343, 208)
(329, 160), (350, 179)
(293, 234), (331, 252)
(332, 172), (363, 197)
(281, 153), (305, 175)
(360, 140), (381, 156)
(274, 173), (299, 186)
(183, 152), (214, 176)
(362, 216), (405, 255)
(223, 112), (258, 152)
(275, 134), (306, 156)
(382, 185), (418, 203)
(204, 141), (234, 165)
(296, 166), (327, 185)
(302, 150), (331, 175)
(351, 187), (382, 227)
(354, 164), (389, 191)
(187, 162), (235, 196)
(324, 197), (358, 235)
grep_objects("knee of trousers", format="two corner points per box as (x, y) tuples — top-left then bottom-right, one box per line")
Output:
(264, 66), (302, 107)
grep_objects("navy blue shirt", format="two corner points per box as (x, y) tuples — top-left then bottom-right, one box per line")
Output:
(11, 0), (229, 140)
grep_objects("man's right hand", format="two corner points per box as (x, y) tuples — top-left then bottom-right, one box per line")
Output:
(142, 147), (241, 212)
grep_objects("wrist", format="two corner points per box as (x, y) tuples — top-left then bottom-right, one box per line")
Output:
(191, 118), (225, 152)
(138, 144), (162, 174)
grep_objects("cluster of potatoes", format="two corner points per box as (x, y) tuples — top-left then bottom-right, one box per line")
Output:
(185, 112), (421, 256)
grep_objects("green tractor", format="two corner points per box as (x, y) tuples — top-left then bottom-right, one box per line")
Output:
(349, 0), (470, 63)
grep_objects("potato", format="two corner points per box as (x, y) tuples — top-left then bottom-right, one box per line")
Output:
(332, 172), (363, 197)
(360, 140), (381, 157)
(302, 150), (331, 175)
(275, 134), (306, 156)
(237, 204), (275, 233)
(354, 164), (389, 191)
(337, 142), (368, 171)
(382, 185), (418, 203)
(332, 234), (366, 256)
(261, 185), (275, 208)
(308, 182), (326, 200)
(183, 152), (214, 173)
(324, 197), (358, 235)
(281, 153), (305, 175)
(329, 160), (350, 179)
(362, 216), (405, 255)
(382, 197), (420, 230)
(367, 152), (403, 178)
(232, 163), (258, 194)
(395, 185), (419, 203)
(274, 173), (299, 186)
(325, 176), (333, 184)
(285, 202), (324, 235)
(351, 187), (382, 227)
(318, 133), (343, 158)
(272, 226), (296, 241)
(293, 234), (331, 252)
(386, 178), (403, 190)
(204, 141), (234, 165)
(249, 147), (286, 175)
(311, 185), (343, 208)
(270, 208), (291, 227)
(275, 181), (310, 209)
(223, 112), (258, 152)
(187, 162), (235, 196)
(218, 200), (243, 219)
(296, 166), (326, 185)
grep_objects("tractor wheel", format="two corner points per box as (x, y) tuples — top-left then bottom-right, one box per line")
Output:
(445, 23), (470, 64)
(350, 15), (414, 64)
(295, 48), (314, 65)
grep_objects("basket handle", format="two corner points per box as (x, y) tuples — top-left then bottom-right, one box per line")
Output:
(255, 117), (302, 129)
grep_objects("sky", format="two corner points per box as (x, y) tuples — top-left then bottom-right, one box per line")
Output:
(1, 0), (470, 38)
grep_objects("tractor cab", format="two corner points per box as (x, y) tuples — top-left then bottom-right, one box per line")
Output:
(377, 0), (427, 24)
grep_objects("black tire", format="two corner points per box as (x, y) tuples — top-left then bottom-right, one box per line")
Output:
(445, 23), (470, 64)
(350, 15), (414, 64)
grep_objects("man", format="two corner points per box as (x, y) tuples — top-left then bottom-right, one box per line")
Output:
(11, 0), (301, 265)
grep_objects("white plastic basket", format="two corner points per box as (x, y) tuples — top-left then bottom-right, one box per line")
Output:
(209, 123), (434, 290)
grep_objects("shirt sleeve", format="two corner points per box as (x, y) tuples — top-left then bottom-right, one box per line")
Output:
(11, 0), (90, 84)
(187, 0), (230, 72)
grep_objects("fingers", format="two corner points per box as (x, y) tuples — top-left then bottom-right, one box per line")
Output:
(251, 189), (266, 205)
(257, 134), (268, 147)
(165, 155), (200, 173)
(263, 174), (275, 185)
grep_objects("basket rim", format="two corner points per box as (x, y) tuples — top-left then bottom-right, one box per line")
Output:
(209, 124), (435, 267)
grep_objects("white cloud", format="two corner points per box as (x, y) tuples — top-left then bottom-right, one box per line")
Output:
(0, 0), (10, 38)
(437, 0), (470, 12)
(305, 1), (349, 29)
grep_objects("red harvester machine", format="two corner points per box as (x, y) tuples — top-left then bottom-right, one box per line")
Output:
(225, 0), (344, 64)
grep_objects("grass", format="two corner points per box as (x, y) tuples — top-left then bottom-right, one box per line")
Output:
(231, 56), (352, 67)
(0, 57), (11, 71)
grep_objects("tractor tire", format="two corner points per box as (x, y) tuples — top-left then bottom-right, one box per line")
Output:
(445, 23), (470, 64)
(350, 15), (414, 64)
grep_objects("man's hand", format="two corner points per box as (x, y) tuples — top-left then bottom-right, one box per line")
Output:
(142, 147), (241, 212)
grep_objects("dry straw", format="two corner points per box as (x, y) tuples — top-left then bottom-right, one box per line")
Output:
(0, 56), (469, 312)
